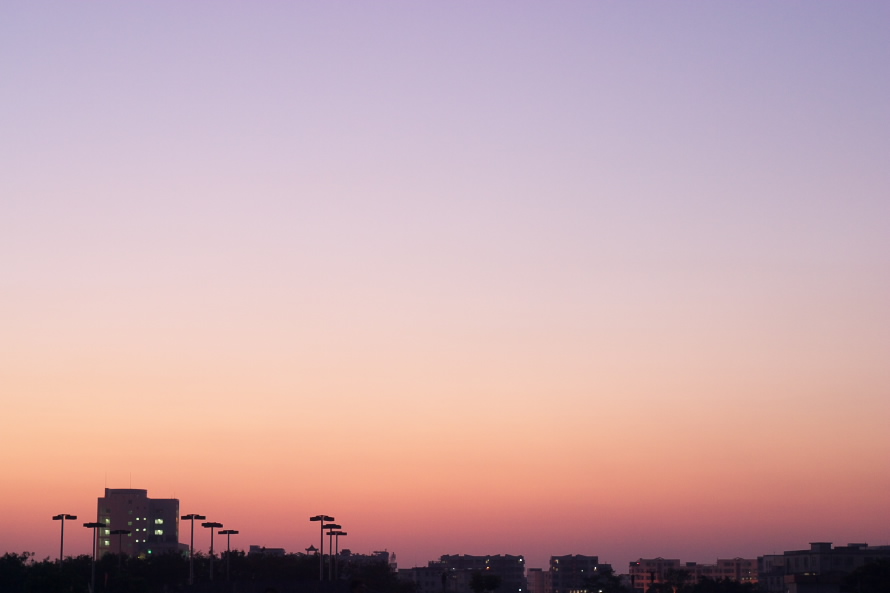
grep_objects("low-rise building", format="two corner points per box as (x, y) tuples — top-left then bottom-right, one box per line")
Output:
(399, 554), (526, 593)
(628, 556), (756, 591)
(526, 567), (550, 593)
(549, 555), (612, 593)
(758, 542), (890, 593)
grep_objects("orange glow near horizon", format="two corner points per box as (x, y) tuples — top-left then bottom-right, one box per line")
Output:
(3, 0), (890, 574)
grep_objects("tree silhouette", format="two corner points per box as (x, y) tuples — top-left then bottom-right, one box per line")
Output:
(842, 558), (890, 593)
(469, 570), (502, 593)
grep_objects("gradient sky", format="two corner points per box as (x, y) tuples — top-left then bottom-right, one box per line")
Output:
(2, 1), (889, 572)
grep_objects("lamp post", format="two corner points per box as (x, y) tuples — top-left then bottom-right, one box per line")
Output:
(202, 522), (223, 581)
(83, 522), (104, 593)
(110, 529), (130, 569)
(330, 531), (346, 580)
(219, 529), (239, 582)
(309, 515), (334, 581)
(324, 524), (341, 581)
(181, 513), (205, 585)
(52, 514), (77, 567)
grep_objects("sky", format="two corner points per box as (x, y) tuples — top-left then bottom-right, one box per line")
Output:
(1, 0), (889, 572)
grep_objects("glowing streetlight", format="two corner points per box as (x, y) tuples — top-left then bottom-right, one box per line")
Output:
(202, 522), (223, 581)
(219, 529), (239, 581)
(181, 513), (206, 585)
(52, 514), (77, 567)
(309, 515), (334, 581)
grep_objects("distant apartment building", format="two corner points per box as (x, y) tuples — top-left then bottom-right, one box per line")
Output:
(758, 542), (890, 593)
(628, 557), (756, 592)
(96, 488), (186, 558)
(683, 558), (756, 584)
(549, 555), (612, 593)
(628, 558), (681, 592)
(526, 567), (550, 593)
(399, 554), (526, 593)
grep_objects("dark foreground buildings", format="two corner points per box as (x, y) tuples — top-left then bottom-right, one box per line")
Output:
(759, 542), (890, 593)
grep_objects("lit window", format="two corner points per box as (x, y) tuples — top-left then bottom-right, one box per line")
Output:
(128, 521), (132, 526)
(103, 529), (110, 535)
(103, 540), (110, 546)
(155, 519), (164, 524)
(155, 530), (164, 535)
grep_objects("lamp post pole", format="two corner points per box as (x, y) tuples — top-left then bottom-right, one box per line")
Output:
(202, 522), (223, 581)
(110, 529), (130, 569)
(219, 529), (239, 582)
(52, 514), (77, 568)
(309, 515), (334, 581)
(83, 522), (104, 593)
(181, 513), (205, 585)
(330, 531), (346, 580)
(324, 524), (341, 581)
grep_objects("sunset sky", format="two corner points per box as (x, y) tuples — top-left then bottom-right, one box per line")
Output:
(1, 1), (889, 572)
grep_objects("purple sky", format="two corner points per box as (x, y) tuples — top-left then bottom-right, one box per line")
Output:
(2, 1), (889, 571)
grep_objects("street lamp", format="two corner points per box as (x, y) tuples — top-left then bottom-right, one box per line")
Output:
(181, 513), (206, 585)
(309, 515), (334, 581)
(219, 529), (239, 582)
(324, 524), (341, 581)
(110, 529), (131, 569)
(52, 514), (77, 567)
(330, 531), (347, 580)
(83, 522), (104, 593)
(202, 522), (223, 581)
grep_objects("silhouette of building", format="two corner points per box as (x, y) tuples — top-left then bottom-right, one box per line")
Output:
(400, 554), (526, 593)
(399, 564), (446, 593)
(526, 567), (550, 593)
(628, 558), (681, 592)
(549, 555), (612, 593)
(758, 542), (890, 593)
(96, 488), (186, 558)
(339, 549), (396, 572)
(440, 554), (526, 593)
(248, 545), (286, 557)
(683, 558), (756, 584)
(628, 557), (755, 591)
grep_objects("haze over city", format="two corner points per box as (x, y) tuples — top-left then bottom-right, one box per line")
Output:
(2, 1), (888, 573)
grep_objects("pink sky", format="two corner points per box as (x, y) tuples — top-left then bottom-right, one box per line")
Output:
(2, 0), (889, 572)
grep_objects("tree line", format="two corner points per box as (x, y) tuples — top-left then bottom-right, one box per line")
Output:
(0, 550), (412, 593)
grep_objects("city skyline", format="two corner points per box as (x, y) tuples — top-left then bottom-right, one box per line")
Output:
(11, 483), (890, 571)
(2, 0), (889, 576)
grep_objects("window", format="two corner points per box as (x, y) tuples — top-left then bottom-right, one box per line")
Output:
(154, 529), (164, 535)
(155, 519), (164, 524)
